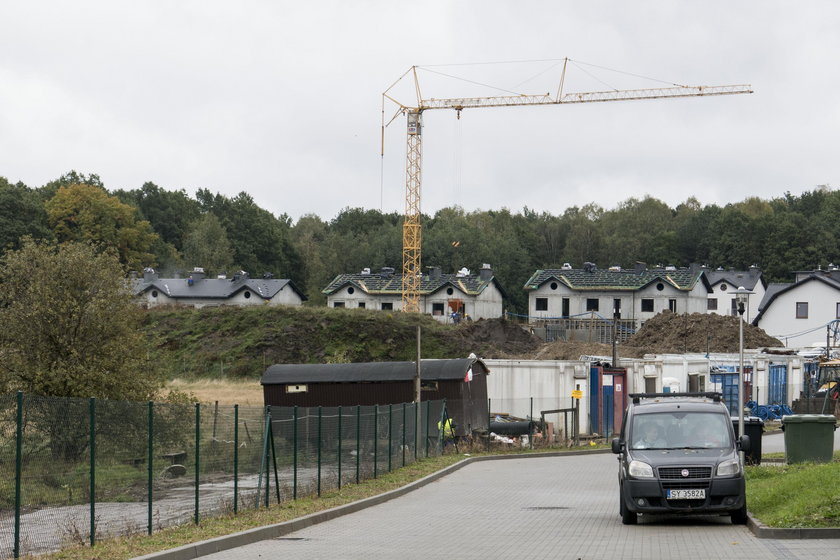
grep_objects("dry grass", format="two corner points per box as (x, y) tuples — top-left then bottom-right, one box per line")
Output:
(164, 378), (264, 405)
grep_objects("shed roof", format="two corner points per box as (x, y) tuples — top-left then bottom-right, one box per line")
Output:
(261, 358), (488, 385)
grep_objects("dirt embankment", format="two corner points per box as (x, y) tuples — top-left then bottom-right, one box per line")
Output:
(460, 312), (783, 361)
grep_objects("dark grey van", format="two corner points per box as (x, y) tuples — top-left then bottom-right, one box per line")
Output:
(611, 392), (751, 525)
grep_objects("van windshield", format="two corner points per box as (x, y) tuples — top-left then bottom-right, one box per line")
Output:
(630, 412), (731, 450)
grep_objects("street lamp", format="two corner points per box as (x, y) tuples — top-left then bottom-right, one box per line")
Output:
(730, 286), (754, 460)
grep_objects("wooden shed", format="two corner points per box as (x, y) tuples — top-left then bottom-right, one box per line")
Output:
(261, 358), (489, 436)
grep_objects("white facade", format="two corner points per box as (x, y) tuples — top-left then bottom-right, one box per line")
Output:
(755, 277), (840, 347)
(705, 273), (765, 323)
(528, 280), (709, 330)
(138, 285), (304, 308)
(327, 283), (504, 322)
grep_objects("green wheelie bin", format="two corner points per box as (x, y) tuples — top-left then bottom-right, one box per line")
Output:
(781, 414), (838, 463)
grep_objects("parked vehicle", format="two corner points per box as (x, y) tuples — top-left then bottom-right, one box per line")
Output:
(611, 392), (751, 525)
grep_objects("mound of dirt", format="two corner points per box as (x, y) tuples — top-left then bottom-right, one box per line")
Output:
(623, 311), (782, 354)
(466, 312), (784, 361)
(452, 317), (545, 358)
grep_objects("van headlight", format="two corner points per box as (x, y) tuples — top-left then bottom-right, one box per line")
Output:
(628, 460), (654, 478)
(716, 458), (741, 477)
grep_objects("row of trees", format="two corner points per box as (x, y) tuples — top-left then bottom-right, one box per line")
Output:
(2, 172), (839, 314)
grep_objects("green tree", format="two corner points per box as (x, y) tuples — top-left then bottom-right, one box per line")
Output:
(0, 239), (164, 458)
(0, 177), (53, 250)
(181, 213), (235, 276)
(45, 183), (160, 270)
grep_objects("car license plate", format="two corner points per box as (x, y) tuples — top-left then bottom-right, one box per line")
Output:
(667, 489), (705, 500)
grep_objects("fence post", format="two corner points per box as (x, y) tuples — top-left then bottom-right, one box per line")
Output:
(194, 403), (200, 524)
(529, 397), (534, 450)
(293, 406), (298, 500)
(317, 407), (322, 496)
(413, 403), (418, 461)
(425, 400), (430, 457)
(373, 405), (378, 478)
(388, 404), (392, 473)
(14, 391), (22, 559)
(402, 403), (406, 467)
(89, 397), (96, 547)
(337, 406), (342, 489)
(233, 404), (239, 514)
(355, 405), (360, 484)
(147, 401), (154, 535)
(487, 398), (491, 452)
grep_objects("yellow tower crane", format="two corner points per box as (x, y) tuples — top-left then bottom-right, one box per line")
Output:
(382, 59), (752, 313)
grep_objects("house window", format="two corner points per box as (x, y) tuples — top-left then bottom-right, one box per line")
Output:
(656, 283), (665, 291)
(707, 299), (718, 311)
(796, 302), (808, 319)
(644, 377), (657, 393)
(358, 302), (365, 309)
(244, 291), (251, 299)
(720, 283), (728, 292)
(333, 301), (345, 308)
(535, 298), (548, 311)
(432, 302), (445, 315)
(348, 286), (355, 294)
(730, 298), (738, 316)
(381, 302), (393, 310)
(586, 298), (599, 312)
(446, 287), (454, 295)
(151, 290), (158, 298)
(641, 299), (654, 312)
(550, 282), (558, 290)
(669, 299), (677, 313)
(562, 298), (570, 317)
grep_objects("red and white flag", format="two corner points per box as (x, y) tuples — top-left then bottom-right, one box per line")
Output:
(464, 367), (473, 383)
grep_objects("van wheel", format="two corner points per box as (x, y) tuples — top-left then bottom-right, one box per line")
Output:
(731, 504), (748, 525)
(620, 488), (637, 525)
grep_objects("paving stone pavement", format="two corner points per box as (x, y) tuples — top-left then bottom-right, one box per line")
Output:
(196, 453), (840, 560)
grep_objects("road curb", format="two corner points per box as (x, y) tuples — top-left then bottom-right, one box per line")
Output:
(131, 449), (609, 560)
(747, 514), (840, 539)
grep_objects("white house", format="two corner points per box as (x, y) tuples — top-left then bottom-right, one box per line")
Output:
(703, 266), (765, 323)
(133, 267), (307, 308)
(753, 267), (840, 348)
(523, 263), (711, 332)
(322, 264), (506, 322)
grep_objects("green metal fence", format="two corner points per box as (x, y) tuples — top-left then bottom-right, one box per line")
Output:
(0, 393), (446, 558)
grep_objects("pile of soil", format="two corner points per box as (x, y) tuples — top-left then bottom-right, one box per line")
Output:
(623, 311), (782, 354)
(452, 318), (545, 358)
(456, 312), (783, 361)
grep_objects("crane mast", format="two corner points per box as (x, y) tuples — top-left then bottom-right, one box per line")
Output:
(383, 60), (752, 313)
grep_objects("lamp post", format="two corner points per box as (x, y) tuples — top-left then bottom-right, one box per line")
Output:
(731, 286), (754, 460)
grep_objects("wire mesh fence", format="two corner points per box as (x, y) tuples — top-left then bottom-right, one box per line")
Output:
(0, 393), (446, 558)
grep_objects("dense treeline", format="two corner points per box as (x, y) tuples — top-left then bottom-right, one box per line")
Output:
(2, 171), (838, 314)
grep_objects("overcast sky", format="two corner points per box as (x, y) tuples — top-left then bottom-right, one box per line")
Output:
(1, 2), (838, 222)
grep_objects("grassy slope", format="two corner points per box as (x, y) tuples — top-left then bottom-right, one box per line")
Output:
(145, 305), (468, 380)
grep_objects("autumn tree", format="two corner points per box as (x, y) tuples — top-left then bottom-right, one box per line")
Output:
(45, 183), (159, 270)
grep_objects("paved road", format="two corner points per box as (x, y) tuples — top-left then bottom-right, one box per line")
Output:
(198, 452), (840, 560)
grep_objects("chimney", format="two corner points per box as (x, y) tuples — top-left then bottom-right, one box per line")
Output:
(634, 262), (646, 274)
(430, 266), (442, 280)
(143, 267), (158, 282)
(479, 263), (493, 281)
(190, 267), (206, 281)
